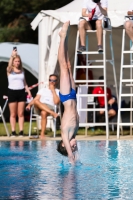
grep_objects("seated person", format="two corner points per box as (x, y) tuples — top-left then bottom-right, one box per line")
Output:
(26, 74), (60, 139)
(78, 0), (108, 53)
(124, 0), (133, 50)
(92, 76), (117, 122)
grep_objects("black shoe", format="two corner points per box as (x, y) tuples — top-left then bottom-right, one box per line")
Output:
(98, 45), (103, 53)
(19, 131), (24, 137)
(77, 46), (86, 53)
(11, 131), (17, 137)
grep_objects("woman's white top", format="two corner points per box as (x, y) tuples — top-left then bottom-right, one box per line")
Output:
(8, 71), (25, 90)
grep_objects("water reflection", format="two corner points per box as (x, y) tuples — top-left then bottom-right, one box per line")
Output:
(10, 140), (24, 150)
(59, 166), (77, 200)
(106, 141), (120, 199)
(0, 141), (133, 199)
(0, 141), (49, 200)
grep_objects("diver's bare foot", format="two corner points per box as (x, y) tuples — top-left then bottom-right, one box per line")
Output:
(59, 21), (70, 38)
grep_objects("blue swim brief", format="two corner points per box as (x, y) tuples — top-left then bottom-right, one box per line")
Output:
(59, 88), (76, 103)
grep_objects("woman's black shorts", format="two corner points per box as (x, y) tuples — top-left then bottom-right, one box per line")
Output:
(8, 88), (27, 103)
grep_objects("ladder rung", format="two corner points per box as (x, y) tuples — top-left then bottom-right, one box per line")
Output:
(76, 94), (106, 97)
(121, 79), (133, 82)
(122, 65), (133, 68)
(75, 84), (105, 87)
(123, 51), (133, 54)
(125, 84), (133, 87)
(79, 123), (107, 127)
(78, 108), (106, 111)
(75, 65), (104, 69)
(75, 80), (106, 83)
(118, 123), (133, 126)
(88, 59), (113, 63)
(86, 29), (112, 33)
(83, 84), (104, 87)
(120, 94), (133, 97)
(75, 84), (105, 86)
(119, 108), (133, 111)
(87, 102), (97, 105)
(86, 30), (97, 33)
(77, 51), (103, 55)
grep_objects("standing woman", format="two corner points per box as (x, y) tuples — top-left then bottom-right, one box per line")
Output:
(7, 48), (32, 136)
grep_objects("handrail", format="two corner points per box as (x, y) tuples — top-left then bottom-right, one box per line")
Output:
(102, 16), (112, 30)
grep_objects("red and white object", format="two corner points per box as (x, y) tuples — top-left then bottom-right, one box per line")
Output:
(26, 81), (44, 103)
(3, 95), (8, 100)
(28, 81), (44, 90)
(26, 95), (33, 103)
(89, 7), (96, 20)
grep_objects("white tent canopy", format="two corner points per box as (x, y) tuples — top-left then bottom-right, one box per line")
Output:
(31, 0), (131, 28)
(0, 43), (38, 78)
(30, 0), (133, 87)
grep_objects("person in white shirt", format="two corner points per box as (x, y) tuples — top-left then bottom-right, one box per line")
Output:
(78, 0), (108, 53)
(124, 1), (133, 50)
(26, 74), (60, 139)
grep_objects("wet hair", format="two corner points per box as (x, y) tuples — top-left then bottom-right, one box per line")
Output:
(57, 140), (68, 156)
(49, 74), (58, 79)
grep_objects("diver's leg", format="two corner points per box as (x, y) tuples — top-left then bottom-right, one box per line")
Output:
(58, 21), (71, 95)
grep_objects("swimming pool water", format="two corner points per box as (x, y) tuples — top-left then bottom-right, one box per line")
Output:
(0, 140), (133, 200)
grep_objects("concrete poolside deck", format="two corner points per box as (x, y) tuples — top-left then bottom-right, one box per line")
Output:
(0, 135), (133, 141)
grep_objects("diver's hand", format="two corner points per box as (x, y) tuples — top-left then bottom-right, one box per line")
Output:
(68, 155), (75, 165)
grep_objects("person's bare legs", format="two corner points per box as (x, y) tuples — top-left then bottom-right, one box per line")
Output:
(18, 102), (25, 132)
(58, 21), (71, 95)
(78, 20), (92, 46)
(124, 20), (133, 42)
(34, 100), (58, 118)
(108, 109), (116, 118)
(96, 20), (103, 46)
(99, 109), (116, 120)
(99, 110), (104, 115)
(65, 33), (75, 90)
(9, 102), (17, 132)
(78, 19), (103, 51)
(40, 110), (48, 139)
(67, 62), (75, 90)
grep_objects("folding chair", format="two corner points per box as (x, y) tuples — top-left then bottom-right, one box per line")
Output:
(28, 105), (39, 138)
(0, 96), (10, 136)
(28, 105), (58, 138)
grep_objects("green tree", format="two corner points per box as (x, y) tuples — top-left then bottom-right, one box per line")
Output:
(0, 0), (73, 26)
(0, 0), (72, 43)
